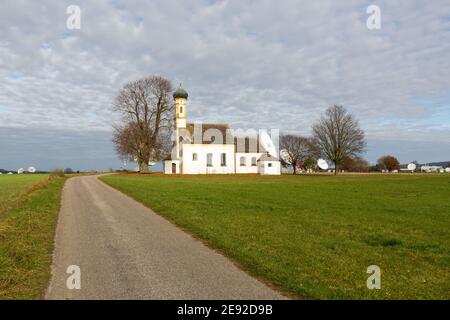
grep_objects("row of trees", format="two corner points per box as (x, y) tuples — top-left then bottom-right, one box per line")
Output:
(111, 75), (402, 174)
(280, 104), (366, 175)
(279, 130), (402, 173)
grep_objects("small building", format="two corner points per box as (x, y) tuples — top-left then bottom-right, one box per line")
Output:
(257, 154), (281, 175)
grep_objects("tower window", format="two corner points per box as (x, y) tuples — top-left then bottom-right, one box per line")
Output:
(193, 153), (198, 161)
(221, 153), (226, 166)
(207, 153), (213, 167)
(180, 106), (183, 114)
(240, 156), (246, 166)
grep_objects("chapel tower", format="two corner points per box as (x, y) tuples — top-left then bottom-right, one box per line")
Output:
(173, 83), (188, 159)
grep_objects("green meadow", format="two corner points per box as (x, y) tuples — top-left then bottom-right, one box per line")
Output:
(0, 174), (66, 299)
(101, 174), (450, 300)
(0, 174), (48, 213)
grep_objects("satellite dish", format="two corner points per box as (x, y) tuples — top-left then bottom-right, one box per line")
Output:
(17, 168), (24, 174)
(279, 149), (292, 164)
(445, 167), (450, 173)
(407, 163), (416, 171)
(317, 159), (328, 170)
(259, 131), (277, 157)
(28, 166), (36, 173)
(148, 161), (156, 166)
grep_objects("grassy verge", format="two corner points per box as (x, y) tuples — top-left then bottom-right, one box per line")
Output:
(0, 174), (49, 214)
(100, 174), (450, 300)
(0, 176), (66, 299)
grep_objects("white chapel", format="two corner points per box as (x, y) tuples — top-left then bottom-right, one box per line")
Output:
(164, 85), (281, 175)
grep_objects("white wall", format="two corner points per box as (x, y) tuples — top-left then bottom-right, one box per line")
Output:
(164, 160), (180, 174)
(258, 161), (281, 175)
(235, 153), (262, 174)
(182, 144), (235, 174)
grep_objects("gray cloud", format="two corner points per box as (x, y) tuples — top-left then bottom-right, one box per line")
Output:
(0, 0), (449, 169)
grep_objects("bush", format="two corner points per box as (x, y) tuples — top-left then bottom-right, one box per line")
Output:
(50, 169), (65, 178)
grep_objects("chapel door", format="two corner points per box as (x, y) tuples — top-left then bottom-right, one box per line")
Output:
(172, 163), (176, 174)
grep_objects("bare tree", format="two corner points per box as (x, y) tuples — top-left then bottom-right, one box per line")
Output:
(341, 156), (370, 172)
(280, 135), (320, 174)
(312, 105), (366, 175)
(113, 76), (174, 172)
(377, 155), (400, 172)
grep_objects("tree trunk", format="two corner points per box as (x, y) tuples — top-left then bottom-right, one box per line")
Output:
(334, 161), (338, 175)
(139, 161), (149, 173)
(292, 163), (297, 175)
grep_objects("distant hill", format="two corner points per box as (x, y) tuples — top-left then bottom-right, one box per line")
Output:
(425, 161), (450, 167)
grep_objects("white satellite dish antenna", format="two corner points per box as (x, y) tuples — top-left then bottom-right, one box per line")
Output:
(259, 131), (277, 157)
(317, 159), (329, 170)
(445, 167), (450, 173)
(17, 168), (24, 174)
(279, 149), (292, 164)
(407, 163), (416, 171)
(148, 161), (156, 166)
(28, 166), (36, 173)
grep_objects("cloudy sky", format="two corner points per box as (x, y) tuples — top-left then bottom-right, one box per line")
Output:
(1, 0), (449, 171)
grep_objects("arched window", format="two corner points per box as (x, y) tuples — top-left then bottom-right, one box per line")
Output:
(180, 106), (183, 114)
(221, 153), (226, 166)
(207, 153), (213, 167)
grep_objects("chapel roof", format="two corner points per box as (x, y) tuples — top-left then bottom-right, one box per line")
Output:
(257, 153), (280, 162)
(186, 123), (231, 144)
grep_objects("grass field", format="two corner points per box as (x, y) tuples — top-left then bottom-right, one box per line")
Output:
(0, 174), (48, 214)
(101, 174), (450, 300)
(0, 174), (66, 299)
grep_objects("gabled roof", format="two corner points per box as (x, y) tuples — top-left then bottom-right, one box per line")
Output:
(234, 136), (267, 153)
(258, 153), (279, 162)
(186, 123), (231, 144)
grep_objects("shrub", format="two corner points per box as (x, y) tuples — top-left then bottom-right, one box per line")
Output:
(50, 169), (65, 178)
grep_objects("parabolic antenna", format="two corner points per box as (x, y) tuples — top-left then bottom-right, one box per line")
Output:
(279, 149), (292, 164)
(407, 163), (416, 171)
(317, 158), (329, 170)
(259, 130), (277, 157)
(28, 166), (36, 173)
(445, 167), (450, 173)
(148, 161), (156, 166)
(17, 168), (24, 174)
